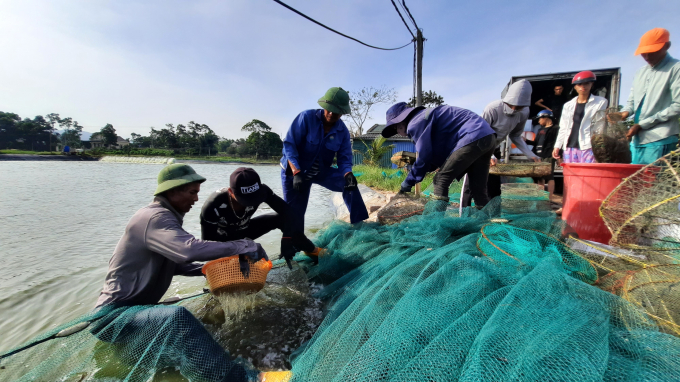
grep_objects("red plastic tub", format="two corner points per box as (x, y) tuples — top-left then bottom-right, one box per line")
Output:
(562, 163), (644, 244)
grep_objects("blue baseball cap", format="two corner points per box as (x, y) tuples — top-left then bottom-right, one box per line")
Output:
(381, 102), (425, 138)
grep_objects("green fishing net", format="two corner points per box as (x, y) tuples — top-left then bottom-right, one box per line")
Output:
(3, 196), (680, 382)
(292, 197), (680, 381)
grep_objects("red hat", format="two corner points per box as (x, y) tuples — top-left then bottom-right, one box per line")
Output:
(572, 71), (596, 85)
(635, 28), (670, 55)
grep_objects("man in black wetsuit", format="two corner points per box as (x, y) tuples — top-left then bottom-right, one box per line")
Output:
(200, 167), (323, 267)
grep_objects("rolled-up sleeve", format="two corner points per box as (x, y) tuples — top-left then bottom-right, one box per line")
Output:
(145, 212), (257, 263)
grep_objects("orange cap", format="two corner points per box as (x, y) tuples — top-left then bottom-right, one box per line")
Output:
(634, 28), (670, 55)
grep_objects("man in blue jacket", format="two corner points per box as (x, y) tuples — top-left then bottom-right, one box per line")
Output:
(382, 102), (497, 208)
(281, 87), (368, 236)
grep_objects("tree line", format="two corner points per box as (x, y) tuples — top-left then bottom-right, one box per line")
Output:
(0, 110), (284, 158)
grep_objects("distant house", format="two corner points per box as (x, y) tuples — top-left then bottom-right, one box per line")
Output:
(352, 124), (416, 168)
(85, 134), (130, 149)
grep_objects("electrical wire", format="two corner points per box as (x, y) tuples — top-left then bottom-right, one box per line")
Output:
(401, 0), (419, 31)
(390, 0), (415, 39)
(271, 0), (412, 51)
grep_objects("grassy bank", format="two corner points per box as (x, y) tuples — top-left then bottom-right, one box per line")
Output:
(174, 156), (278, 164)
(0, 150), (60, 155)
(353, 165), (435, 193)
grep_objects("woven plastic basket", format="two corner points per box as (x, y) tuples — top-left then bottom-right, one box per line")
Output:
(489, 162), (551, 177)
(202, 256), (273, 294)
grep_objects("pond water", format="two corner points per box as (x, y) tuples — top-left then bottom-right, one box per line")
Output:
(0, 161), (335, 356)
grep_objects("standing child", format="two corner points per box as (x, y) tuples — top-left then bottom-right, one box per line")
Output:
(527, 110), (559, 199)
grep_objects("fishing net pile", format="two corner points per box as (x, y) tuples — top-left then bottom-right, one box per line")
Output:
(600, 149), (680, 250)
(558, 150), (680, 336)
(590, 109), (632, 164)
(293, 197), (680, 381)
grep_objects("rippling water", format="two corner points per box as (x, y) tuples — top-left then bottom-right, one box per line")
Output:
(0, 161), (335, 353)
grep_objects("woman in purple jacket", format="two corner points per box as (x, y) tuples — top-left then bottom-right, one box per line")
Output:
(382, 102), (497, 208)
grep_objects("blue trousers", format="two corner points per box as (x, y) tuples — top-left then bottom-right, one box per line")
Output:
(281, 167), (369, 232)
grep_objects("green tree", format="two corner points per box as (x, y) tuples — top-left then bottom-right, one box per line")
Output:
(100, 124), (118, 148)
(406, 90), (445, 108)
(45, 113), (61, 152)
(130, 132), (152, 148)
(356, 137), (395, 167)
(218, 138), (235, 153)
(241, 119), (273, 159)
(346, 86), (397, 136)
(60, 118), (84, 148)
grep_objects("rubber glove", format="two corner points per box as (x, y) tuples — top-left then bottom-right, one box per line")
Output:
(279, 237), (295, 270)
(398, 180), (412, 194)
(238, 254), (250, 278)
(293, 173), (305, 192)
(344, 172), (358, 191)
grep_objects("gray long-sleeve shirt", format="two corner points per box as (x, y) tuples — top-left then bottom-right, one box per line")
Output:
(482, 100), (537, 159)
(95, 196), (257, 308)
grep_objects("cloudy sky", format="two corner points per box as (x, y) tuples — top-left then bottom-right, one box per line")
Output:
(0, 0), (678, 139)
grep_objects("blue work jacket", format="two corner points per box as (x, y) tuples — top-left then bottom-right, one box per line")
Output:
(280, 109), (353, 176)
(404, 105), (495, 187)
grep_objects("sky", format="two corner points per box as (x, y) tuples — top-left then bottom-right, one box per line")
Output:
(0, 0), (678, 140)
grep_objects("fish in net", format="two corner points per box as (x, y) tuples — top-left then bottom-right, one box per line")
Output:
(590, 108), (632, 164)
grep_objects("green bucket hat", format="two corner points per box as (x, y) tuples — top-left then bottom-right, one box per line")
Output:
(154, 163), (206, 196)
(318, 87), (351, 115)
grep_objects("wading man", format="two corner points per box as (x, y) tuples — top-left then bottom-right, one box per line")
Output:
(94, 163), (266, 382)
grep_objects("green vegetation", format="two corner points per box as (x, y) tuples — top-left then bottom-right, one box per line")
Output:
(0, 149), (59, 155)
(353, 164), (435, 193)
(355, 137), (394, 166)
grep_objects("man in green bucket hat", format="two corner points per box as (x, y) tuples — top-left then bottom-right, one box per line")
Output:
(280, 87), (369, 236)
(92, 163), (267, 382)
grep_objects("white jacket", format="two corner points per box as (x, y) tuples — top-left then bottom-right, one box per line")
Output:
(554, 95), (608, 151)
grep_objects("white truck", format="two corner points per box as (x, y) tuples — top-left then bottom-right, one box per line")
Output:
(500, 67), (622, 192)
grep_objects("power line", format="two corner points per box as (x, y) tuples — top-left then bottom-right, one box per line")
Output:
(401, 0), (419, 31)
(271, 0), (412, 51)
(396, 0), (417, 32)
(390, 0), (415, 39)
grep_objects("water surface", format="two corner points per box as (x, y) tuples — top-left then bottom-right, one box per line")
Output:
(0, 161), (334, 353)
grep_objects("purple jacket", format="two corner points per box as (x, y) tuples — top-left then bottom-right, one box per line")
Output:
(404, 105), (495, 187)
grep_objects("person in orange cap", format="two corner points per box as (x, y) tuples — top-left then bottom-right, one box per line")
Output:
(620, 28), (680, 164)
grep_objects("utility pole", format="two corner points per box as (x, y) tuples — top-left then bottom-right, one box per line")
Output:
(414, 28), (424, 196)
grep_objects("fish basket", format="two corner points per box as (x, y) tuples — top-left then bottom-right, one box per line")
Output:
(489, 162), (552, 177)
(202, 256), (273, 294)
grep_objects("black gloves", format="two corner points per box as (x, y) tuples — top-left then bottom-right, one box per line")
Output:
(398, 182), (412, 194)
(293, 173), (305, 192)
(238, 253), (251, 278)
(239, 243), (269, 278)
(280, 237), (295, 270)
(344, 172), (358, 191)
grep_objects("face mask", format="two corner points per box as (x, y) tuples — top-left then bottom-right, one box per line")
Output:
(503, 103), (517, 116)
